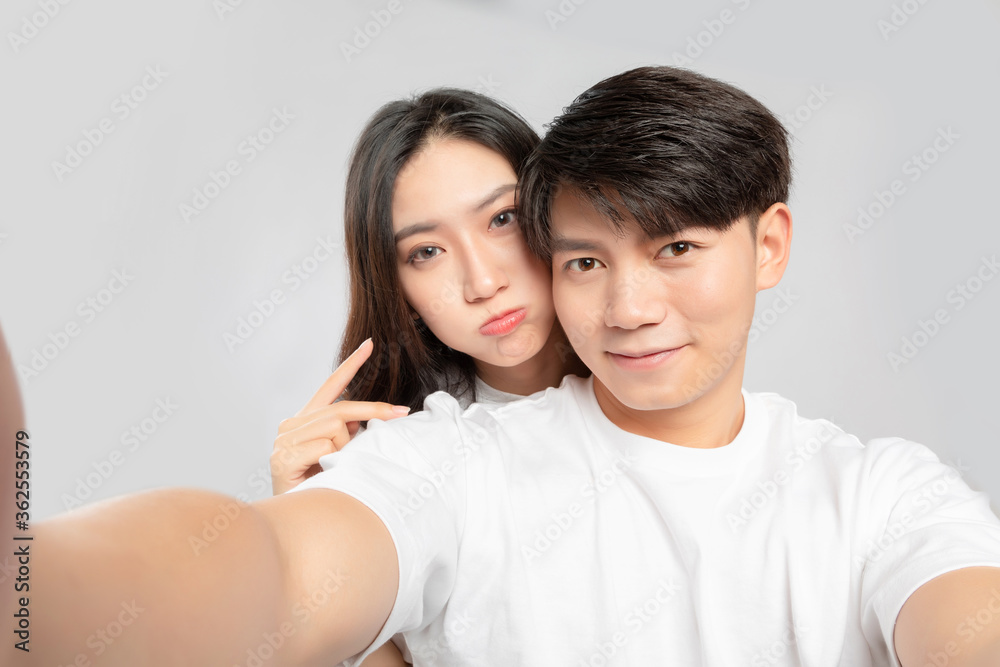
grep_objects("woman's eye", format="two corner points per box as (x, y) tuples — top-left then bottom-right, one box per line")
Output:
(408, 246), (441, 263)
(565, 257), (604, 272)
(490, 209), (517, 229)
(661, 242), (692, 257)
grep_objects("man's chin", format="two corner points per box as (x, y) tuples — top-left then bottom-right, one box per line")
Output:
(595, 374), (695, 413)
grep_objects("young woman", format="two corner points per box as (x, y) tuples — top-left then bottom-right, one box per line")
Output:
(269, 90), (587, 664)
(0, 90), (586, 667)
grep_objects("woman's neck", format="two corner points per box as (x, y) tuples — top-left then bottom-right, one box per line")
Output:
(473, 322), (586, 396)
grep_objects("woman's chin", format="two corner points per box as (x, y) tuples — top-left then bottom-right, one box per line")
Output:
(492, 327), (543, 362)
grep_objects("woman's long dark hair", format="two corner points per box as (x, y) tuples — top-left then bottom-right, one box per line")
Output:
(339, 89), (540, 412)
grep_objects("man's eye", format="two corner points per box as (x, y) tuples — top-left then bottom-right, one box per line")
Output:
(407, 246), (441, 263)
(565, 257), (604, 272)
(490, 209), (517, 229)
(661, 242), (692, 257)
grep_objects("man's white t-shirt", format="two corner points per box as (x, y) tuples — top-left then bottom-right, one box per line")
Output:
(293, 374), (1000, 666)
(394, 374), (521, 663)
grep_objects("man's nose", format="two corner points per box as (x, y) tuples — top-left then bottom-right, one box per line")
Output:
(604, 269), (666, 330)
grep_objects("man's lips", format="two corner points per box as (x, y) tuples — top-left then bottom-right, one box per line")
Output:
(480, 308), (527, 336)
(607, 345), (686, 370)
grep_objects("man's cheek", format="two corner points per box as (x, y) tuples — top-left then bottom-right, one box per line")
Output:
(557, 305), (597, 349)
(552, 283), (570, 322)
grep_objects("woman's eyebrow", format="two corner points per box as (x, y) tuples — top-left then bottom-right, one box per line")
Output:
(394, 184), (516, 244)
(394, 222), (438, 244)
(471, 183), (516, 213)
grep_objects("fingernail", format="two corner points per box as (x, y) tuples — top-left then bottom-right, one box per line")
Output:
(355, 337), (372, 353)
(392, 405), (411, 415)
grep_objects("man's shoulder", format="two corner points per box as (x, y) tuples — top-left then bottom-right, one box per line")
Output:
(747, 389), (950, 476)
(747, 389), (855, 448)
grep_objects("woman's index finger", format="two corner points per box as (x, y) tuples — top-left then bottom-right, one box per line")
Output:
(300, 338), (374, 414)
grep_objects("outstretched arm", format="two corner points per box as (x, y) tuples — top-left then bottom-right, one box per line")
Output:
(0, 320), (401, 665)
(1, 323), (24, 561)
(7, 486), (399, 666)
(895, 566), (1000, 667)
(2, 322), (27, 642)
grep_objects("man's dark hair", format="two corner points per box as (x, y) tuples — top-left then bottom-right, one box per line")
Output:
(518, 66), (792, 259)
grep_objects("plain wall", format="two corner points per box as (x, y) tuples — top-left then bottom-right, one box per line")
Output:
(1, 0), (997, 520)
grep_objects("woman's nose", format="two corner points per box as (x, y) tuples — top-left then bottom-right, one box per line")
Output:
(462, 242), (508, 302)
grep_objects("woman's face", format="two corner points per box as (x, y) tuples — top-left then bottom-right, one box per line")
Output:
(392, 138), (555, 368)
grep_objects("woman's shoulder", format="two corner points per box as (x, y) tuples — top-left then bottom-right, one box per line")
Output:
(466, 373), (591, 418)
(458, 376), (521, 408)
(351, 374), (590, 460)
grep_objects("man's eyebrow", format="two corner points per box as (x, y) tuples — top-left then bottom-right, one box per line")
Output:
(394, 222), (438, 244)
(472, 183), (516, 213)
(549, 236), (606, 254)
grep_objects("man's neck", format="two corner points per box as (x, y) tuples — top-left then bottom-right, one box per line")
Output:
(593, 370), (746, 449)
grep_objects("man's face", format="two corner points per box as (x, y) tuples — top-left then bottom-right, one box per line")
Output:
(550, 188), (761, 414)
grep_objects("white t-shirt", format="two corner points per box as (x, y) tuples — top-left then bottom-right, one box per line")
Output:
(352, 376), (521, 440)
(456, 376), (524, 410)
(293, 374), (1000, 666)
(394, 375), (521, 664)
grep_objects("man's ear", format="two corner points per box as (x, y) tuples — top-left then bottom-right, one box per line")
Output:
(754, 203), (793, 292)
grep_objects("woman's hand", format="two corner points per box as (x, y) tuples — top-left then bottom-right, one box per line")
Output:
(271, 339), (411, 495)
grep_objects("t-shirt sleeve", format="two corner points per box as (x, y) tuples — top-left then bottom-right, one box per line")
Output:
(287, 391), (475, 666)
(857, 437), (1000, 665)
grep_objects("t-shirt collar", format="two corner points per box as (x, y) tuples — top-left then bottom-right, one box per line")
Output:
(572, 374), (766, 477)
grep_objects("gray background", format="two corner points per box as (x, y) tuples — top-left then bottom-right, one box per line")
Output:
(1, 0), (997, 521)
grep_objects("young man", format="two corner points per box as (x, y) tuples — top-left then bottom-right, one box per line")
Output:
(8, 68), (1000, 666)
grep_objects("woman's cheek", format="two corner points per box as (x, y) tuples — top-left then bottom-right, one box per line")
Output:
(399, 273), (434, 321)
